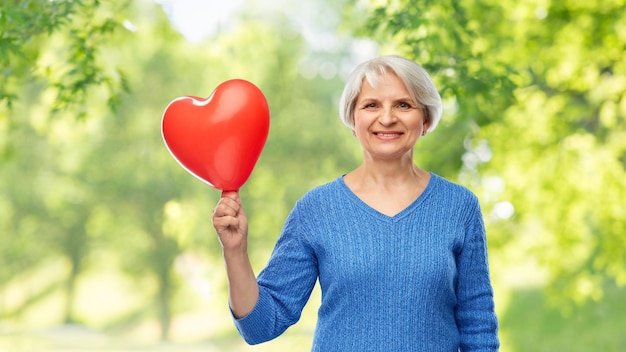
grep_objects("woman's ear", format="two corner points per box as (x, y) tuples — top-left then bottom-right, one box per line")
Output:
(422, 110), (431, 134)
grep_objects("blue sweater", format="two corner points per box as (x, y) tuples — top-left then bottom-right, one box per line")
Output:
(234, 174), (499, 351)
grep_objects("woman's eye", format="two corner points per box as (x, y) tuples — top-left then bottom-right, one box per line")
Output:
(398, 102), (412, 109)
(364, 102), (377, 108)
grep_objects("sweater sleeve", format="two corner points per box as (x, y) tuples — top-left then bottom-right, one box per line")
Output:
(455, 197), (500, 351)
(232, 202), (318, 345)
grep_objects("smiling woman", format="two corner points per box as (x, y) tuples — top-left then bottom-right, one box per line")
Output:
(211, 55), (500, 351)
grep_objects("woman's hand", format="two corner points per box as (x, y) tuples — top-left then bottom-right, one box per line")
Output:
(212, 191), (249, 253)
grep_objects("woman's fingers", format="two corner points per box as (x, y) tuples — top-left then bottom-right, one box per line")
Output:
(212, 191), (247, 237)
(213, 193), (240, 217)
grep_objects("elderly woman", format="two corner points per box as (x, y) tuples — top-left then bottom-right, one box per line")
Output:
(212, 55), (500, 351)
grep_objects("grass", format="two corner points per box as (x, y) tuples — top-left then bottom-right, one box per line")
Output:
(500, 280), (626, 351)
(2, 258), (625, 351)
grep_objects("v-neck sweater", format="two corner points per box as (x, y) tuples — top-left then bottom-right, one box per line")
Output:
(233, 173), (500, 351)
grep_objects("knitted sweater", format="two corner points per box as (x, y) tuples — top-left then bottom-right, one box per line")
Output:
(233, 173), (499, 351)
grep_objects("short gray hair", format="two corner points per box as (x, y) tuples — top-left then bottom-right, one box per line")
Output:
(339, 55), (443, 133)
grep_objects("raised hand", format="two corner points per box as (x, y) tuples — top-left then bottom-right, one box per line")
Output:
(212, 191), (249, 253)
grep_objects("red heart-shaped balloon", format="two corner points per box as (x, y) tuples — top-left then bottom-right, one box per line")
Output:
(161, 79), (270, 191)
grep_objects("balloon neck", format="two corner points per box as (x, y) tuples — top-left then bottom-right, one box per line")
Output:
(221, 189), (240, 195)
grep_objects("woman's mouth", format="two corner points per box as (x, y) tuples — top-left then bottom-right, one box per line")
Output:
(374, 132), (402, 137)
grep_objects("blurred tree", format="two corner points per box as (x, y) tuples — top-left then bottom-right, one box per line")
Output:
(1, 0), (357, 345)
(82, 2), (357, 340)
(0, 101), (56, 313)
(353, 0), (626, 306)
(0, 0), (128, 323)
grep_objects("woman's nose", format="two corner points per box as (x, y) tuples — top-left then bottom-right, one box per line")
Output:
(378, 106), (396, 126)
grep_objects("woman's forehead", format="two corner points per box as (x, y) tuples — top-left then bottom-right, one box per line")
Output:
(360, 71), (407, 94)
(363, 67), (397, 88)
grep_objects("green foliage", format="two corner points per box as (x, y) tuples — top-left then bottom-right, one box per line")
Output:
(354, 0), (517, 177)
(0, 0), (129, 116)
(0, 0), (75, 107)
(355, 0), (626, 309)
(364, 0), (516, 117)
(2, 0), (625, 350)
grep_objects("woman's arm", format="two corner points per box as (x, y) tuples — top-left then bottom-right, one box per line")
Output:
(456, 200), (500, 351)
(212, 191), (259, 318)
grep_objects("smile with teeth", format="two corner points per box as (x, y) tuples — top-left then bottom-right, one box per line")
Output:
(374, 132), (402, 137)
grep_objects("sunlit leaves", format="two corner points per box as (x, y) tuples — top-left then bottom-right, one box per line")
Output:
(482, 78), (626, 304)
(0, 0), (129, 117)
(355, 0), (626, 307)
(1, 0), (74, 107)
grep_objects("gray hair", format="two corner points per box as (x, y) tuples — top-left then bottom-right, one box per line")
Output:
(339, 55), (443, 134)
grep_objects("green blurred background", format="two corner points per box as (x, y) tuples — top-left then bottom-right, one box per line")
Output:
(1, 0), (625, 351)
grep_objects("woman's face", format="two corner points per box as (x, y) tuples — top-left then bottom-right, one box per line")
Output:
(353, 72), (429, 161)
